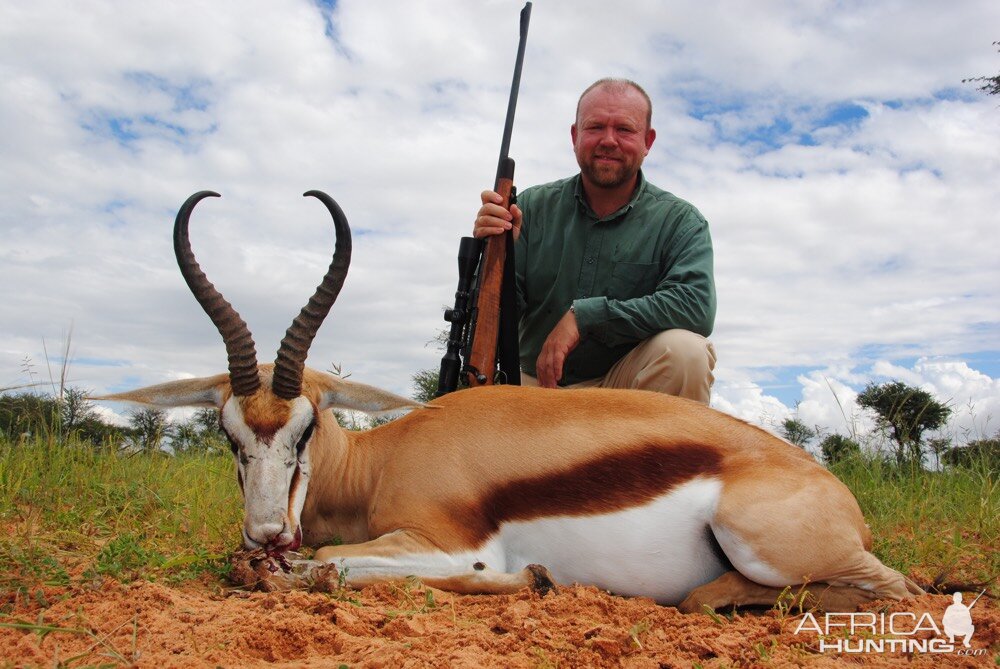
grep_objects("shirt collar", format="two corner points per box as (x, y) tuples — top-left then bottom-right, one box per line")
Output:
(573, 169), (647, 222)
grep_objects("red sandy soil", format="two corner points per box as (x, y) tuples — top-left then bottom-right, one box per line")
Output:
(2, 576), (997, 668)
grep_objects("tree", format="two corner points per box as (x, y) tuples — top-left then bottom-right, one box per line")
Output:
(191, 408), (227, 452)
(820, 434), (861, 465)
(192, 408), (222, 434)
(943, 437), (999, 474)
(73, 414), (127, 448)
(128, 407), (172, 452)
(964, 41), (1000, 96)
(856, 381), (951, 466)
(0, 389), (125, 447)
(170, 421), (202, 453)
(168, 408), (227, 453)
(411, 369), (440, 404)
(926, 437), (951, 470)
(0, 392), (56, 438)
(60, 387), (96, 436)
(780, 417), (816, 448)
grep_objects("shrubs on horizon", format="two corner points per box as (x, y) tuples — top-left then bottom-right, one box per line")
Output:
(0, 389), (226, 454)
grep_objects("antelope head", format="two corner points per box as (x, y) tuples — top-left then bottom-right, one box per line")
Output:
(99, 191), (418, 554)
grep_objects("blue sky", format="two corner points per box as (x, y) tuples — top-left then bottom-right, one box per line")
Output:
(1, 0), (998, 445)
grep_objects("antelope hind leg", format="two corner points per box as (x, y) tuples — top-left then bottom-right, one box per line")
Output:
(710, 473), (923, 604)
(678, 570), (881, 614)
(822, 550), (925, 600)
(678, 570), (789, 613)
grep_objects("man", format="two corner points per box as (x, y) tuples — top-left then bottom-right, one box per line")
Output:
(942, 591), (978, 648)
(474, 78), (717, 404)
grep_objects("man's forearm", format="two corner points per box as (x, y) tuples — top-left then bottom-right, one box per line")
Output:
(573, 279), (715, 347)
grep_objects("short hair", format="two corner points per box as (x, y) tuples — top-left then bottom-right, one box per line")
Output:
(575, 78), (653, 129)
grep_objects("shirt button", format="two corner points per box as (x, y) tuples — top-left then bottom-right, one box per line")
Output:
(587, 257), (595, 264)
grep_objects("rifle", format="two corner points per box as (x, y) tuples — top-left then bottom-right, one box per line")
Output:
(437, 2), (531, 396)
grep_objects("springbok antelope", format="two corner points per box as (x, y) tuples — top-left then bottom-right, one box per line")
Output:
(99, 190), (923, 612)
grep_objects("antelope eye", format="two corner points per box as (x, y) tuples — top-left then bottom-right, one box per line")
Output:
(296, 422), (315, 457)
(223, 430), (239, 455)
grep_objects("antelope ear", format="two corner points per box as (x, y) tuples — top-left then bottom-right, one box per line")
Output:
(91, 373), (230, 408)
(314, 372), (425, 415)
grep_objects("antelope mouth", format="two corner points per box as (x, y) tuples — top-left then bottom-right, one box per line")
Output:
(266, 525), (302, 557)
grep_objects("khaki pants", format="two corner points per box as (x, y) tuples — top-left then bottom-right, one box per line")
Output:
(520, 329), (717, 405)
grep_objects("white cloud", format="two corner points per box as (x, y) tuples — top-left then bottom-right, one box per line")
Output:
(1, 0), (997, 433)
(711, 357), (1000, 449)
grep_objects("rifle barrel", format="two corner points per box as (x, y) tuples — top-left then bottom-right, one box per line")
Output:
(495, 2), (532, 189)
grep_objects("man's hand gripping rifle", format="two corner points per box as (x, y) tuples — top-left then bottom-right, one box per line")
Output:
(437, 2), (531, 396)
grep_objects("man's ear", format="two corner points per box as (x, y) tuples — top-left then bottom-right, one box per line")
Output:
(91, 374), (230, 408)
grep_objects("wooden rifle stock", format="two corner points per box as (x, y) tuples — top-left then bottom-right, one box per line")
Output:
(465, 159), (515, 386)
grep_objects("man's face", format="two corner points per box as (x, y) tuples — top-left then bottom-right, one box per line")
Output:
(572, 86), (656, 191)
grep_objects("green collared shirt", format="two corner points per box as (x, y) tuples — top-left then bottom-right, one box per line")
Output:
(514, 171), (716, 385)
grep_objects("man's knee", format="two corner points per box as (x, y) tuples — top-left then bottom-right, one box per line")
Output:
(626, 329), (716, 403)
(644, 329), (716, 373)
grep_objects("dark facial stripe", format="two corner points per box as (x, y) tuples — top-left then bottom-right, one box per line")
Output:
(287, 464), (302, 521)
(458, 443), (722, 546)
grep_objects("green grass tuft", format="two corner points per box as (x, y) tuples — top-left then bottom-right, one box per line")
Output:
(831, 455), (998, 587)
(0, 434), (242, 603)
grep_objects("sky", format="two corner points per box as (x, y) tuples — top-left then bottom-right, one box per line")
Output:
(2, 0), (998, 448)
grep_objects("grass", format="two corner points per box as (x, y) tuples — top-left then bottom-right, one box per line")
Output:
(0, 434), (996, 607)
(830, 456), (999, 588)
(0, 434), (242, 606)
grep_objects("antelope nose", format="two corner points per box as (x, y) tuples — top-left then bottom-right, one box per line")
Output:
(244, 521), (285, 548)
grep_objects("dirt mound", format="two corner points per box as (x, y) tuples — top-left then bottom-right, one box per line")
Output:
(2, 579), (996, 667)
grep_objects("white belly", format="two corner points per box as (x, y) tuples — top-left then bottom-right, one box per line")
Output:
(495, 477), (727, 604)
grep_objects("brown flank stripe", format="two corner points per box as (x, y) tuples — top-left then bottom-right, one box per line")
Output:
(462, 443), (722, 546)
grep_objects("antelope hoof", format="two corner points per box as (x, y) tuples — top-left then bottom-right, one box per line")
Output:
(676, 594), (706, 615)
(526, 563), (557, 596)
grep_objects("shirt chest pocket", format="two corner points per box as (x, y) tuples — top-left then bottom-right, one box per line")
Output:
(608, 261), (659, 300)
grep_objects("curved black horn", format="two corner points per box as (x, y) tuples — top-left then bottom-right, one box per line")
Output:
(272, 191), (353, 400)
(174, 191), (261, 397)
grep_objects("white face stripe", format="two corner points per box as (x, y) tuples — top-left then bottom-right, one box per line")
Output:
(221, 396), (316, 547)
